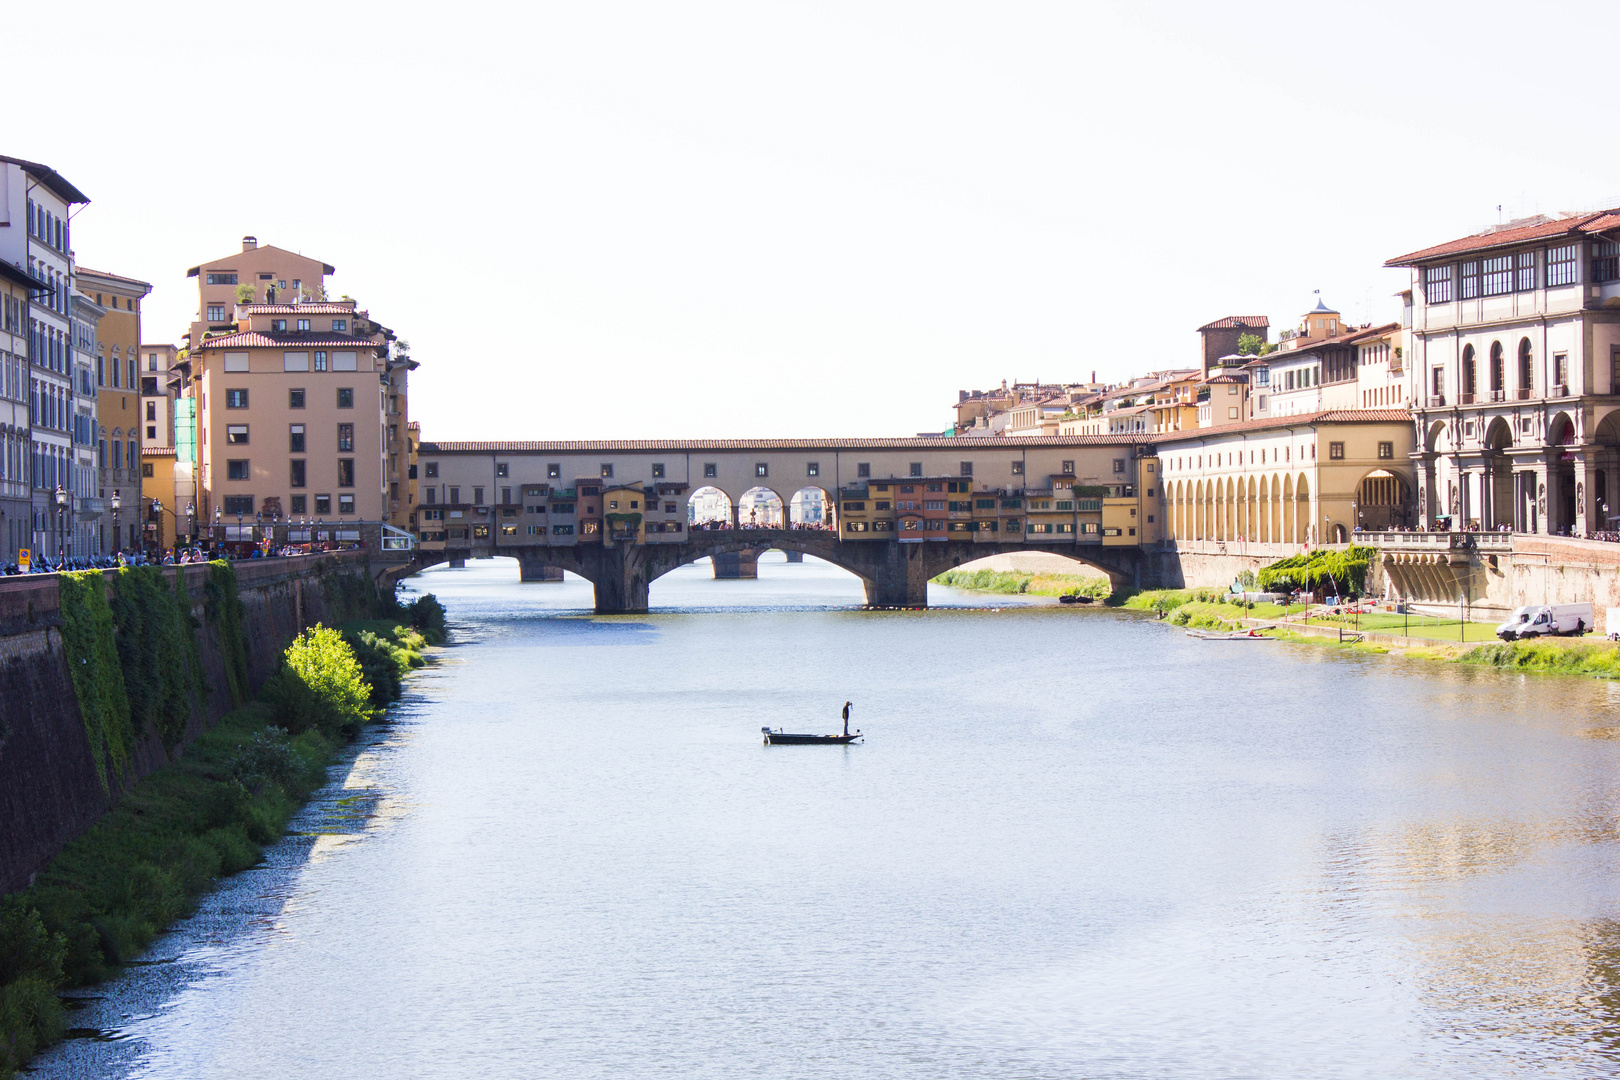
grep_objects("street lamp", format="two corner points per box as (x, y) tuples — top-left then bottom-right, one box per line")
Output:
(54, 485), (68, 564)
(110, 489), (121, 555)
(151, 498), (164, 555)
(185, 503), (195, 543)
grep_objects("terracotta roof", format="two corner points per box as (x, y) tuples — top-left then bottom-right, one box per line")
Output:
(196, 330), (384, 349)
(143, 446), (176, 457)
(236, 303), (359, 315)
(1153, 409), (1411, 445)
(1205, 373), (1248, 384)
(1198, 315), (1270, 331)
(419, 434), (1159, 453)
(74, 267), (153, 292)
(1386, 210), (1620, 266)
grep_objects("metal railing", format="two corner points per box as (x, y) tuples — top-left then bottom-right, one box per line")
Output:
(1426, 395), (1447, 407)
(1358, 530), (1512, 552)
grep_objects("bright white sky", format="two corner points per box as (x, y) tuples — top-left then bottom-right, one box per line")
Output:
(15, 1), (1620, 440)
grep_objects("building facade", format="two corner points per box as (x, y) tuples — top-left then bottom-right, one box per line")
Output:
(76, 267), (151, 552)
(1388, 210), (1620, 533)
(0, 262), (34, 564)
(0, 157), (89, 561)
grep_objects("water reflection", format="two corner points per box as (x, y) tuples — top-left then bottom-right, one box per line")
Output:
(30, 555), (1620, 1079)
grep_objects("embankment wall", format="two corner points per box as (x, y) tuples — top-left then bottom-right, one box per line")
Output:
(0, 553), (378, 895)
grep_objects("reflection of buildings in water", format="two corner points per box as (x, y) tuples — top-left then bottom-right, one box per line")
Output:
(1316, 815), (1620, 1059)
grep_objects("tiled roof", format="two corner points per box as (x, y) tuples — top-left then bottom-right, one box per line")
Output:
(75, 267), (153, 290)
(1386, 210), (1620, 266)
(419, 434), (1159, 453)
(1198, 315), (1270, 331)
(143, 446), (176, 457)
(196, 330), (384, 349)
(1153, 409), (1411, 445)
(0, 155), (89, 204)
(236, 303), (359, 315)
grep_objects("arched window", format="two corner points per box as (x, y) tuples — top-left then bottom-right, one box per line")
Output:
(1489, 342), (1504, 398)
(1518, 339), (1534, 398)
(1461, 344), (1476, 402)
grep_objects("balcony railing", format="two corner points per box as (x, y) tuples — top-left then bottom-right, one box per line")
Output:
(1515, 387), (1535, 400)
(1359, 530), (1513, 552)
(1427, 395), (1447, 407)
(1488, 389), (1506, 402)
(1458, 392), (1476, 405)
(1551, 384), (1570, 398)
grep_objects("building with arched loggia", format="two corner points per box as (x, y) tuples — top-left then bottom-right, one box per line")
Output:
(1388, 209), (1620, 535)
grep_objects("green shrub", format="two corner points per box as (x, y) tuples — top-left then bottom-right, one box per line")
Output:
(342, 630), (404, 706)
(1459, 640), (1620, 678)
(1256, 545), (1375, 593)
(230, 727), (299, 791)
(406, 593), (447, 643)
(0, 897), (65, 1079)
(109, 566), (206, 750)
(263, 625), (372, 738)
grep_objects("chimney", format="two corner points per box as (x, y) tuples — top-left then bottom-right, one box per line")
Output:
(242, 235), (258, 251)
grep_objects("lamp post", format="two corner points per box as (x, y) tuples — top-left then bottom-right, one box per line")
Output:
(54, 485), (67, 564)
(214, 506), (221, 551)
(185, 503), (195, 544)
(151, 498), (164, 556)
(110, 489), (121, 556)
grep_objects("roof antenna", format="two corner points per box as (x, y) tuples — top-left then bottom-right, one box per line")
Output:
(1497, 204), (1503, 224)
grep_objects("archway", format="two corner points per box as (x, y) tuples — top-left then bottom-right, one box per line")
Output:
(738, 486), (783, 528)
(1355, 468), (1413, 530)
(1593, 411), (1620, 532)
(1550, 412), (1577, 534)
(687, 486), (733, 530)
(1483, 417), (1514, 529)
(788, 486), (834, 531)
(1294, 473), (1311, 545)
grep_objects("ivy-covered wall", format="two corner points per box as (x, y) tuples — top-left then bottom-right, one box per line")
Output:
(0, 553), (381, 896)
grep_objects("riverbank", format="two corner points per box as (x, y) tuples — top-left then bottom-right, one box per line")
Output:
(932, 568), (1112, 600)
(0, 584), (444, 1079)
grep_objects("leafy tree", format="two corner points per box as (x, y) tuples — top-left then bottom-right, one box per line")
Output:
(234, 283), (254, 304)
(264, 625), (372, 738)
(1236, 332), (1263, 356)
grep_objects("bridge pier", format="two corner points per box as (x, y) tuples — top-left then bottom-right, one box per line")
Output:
(518, 558), (565, 582)
(711, 549), (761, 579)
(782, 550), (804, 563)
(448, 557), (466, 568)
(863, 542), (935, 607)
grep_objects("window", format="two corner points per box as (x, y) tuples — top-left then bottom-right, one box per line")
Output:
(473, 486), (485, 504)
(336, 387), (353, 408)
(223, 495), (254, 514)
(496, 463), (509, 478)
(601, 463), (614, 478)
(1518, 339), (1534, 394)
(652, 463), (665, 479)
(806, 462), (819, 477)
(290, 495), (307, 514)
(206, 304), (225, 322)
(754, 462), (768, 477)
(1378, 441), (1394, 460)
(1112, 459), (1125, 474)
(337, 423), (354, 451)
(223, 352), (250, 373)
(1548, 244), (1579, 287)
(206, 273), (237, 285)
(314, 494), (332, 514)
(226, 424), (249, 445)
(225, 388), (248, 408)
(289, 424), (305, 452)
(333, 319), (348, 332)
(502, 487), (513, 505)
(337, 459), (355, 487)
(338, 494), (355, 515)
(333, 352), (357, 371)
(314, 351), (328, 372)
(857, 463), (871, 478)
(289, 388), (305, 408)
(1459, 260), (1480, 299)
(227, 459), (250, 480)
(425, 462), (439, 478)
(290, 459), (306, 487)
(909, 462), (923, 477)
(1482, 255), (1513, 296)
(283, 351), (309, 372)
(1060, 460), (1075, 475)
(1228, 407), (1239, 419)
(1554, 353), (1569, 392)
(1011, 461), (1024, 475)
(1595, 241), (1620, 284)
(1517, 250), (1537, 291)
(271, 319), (287, 332)
(552, 524), (575, 535)
(1328, 441), (1345, 460)
(960, 461), (973, 477)
(547, 463), (561, 478)
(146, 401), (157, 421)
(296, 319), (310, 331)
(1425, 264), (1453, 304)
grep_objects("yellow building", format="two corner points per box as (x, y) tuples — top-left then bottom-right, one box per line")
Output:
(76, 266), (152, 552)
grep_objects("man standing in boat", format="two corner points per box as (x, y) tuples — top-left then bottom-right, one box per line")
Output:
(842, 701), (852, 738)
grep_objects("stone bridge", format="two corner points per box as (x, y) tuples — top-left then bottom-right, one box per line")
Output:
(391, 530), (1150, 612)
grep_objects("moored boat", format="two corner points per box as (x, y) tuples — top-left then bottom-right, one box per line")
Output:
(762, 727), (863, 745)
(1185, 628), (1274, 640)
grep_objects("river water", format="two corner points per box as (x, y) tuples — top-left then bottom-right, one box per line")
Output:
(31, 553), (1620, 1079)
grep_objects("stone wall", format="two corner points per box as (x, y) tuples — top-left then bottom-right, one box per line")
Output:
(0, 553), (378, 895)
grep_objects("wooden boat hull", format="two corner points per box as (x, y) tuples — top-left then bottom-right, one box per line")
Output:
(761, 727), (862, 745)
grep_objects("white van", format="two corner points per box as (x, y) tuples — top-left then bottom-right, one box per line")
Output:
(1496, 603), (1593, 640)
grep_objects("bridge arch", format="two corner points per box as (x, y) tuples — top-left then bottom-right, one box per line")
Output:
(787, 485), (834, 529)
(737, 485), (784, 528)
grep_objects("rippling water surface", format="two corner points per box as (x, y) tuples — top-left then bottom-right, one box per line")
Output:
(33, 554), (1620, 1079)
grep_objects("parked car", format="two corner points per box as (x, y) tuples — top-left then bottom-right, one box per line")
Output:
(1496, 603), (1593, 640)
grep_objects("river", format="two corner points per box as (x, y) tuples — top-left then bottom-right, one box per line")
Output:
(31, 553), (1620, 1079)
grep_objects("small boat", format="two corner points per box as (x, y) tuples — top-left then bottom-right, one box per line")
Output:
(762, 726), (863, 745)
(1058, 594), (1093, 605)
(1185, 628), (1274, 641)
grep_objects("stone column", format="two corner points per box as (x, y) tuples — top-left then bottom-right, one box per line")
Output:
(518, 558), (565, 582)
(1574, 449), (1597, 538)
(1415, 453), (1438, 530)
(863, 541), (933, 607)
(1527, 459), (1550, 535)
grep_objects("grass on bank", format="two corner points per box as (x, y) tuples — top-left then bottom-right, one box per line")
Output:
(0, 589), (446, 1080)
(1307, 611), (1502, 644)
(931, 568), (1113, 600)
